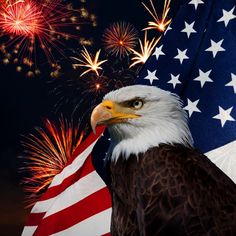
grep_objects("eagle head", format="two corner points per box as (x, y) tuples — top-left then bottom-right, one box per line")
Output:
(91, 85), (193, 161)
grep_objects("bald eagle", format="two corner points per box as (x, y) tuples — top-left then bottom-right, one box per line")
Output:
(91, 85), (236, 236)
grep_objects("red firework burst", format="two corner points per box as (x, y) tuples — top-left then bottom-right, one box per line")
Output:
(1, 0), (42, 36)
(103, 21), (138, 58)
(0, 0), (96, 75)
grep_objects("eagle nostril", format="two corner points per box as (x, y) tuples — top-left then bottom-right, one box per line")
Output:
(105, 105), (112, 110)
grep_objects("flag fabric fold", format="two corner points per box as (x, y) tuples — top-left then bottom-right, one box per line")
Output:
(22, 126), (112, 236)
(137, 0), (236, 182)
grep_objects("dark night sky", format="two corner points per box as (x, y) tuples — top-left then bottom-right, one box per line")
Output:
(0, 0), (180, 235)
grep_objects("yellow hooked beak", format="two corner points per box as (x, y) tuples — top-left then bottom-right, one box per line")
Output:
(91, 100), (140, 133)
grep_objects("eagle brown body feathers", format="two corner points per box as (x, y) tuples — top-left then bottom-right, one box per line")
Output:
(110, 144), (236, 236)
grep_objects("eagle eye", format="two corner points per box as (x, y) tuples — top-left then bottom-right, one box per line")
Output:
(131, 99), (143, 109)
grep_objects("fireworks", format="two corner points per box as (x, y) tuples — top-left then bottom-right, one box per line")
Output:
(82, 74), (110, 98)
(0, 0), (97, 76)
(130, 32), (160, 67)
(20, 118), (84, 207)
(142, 0), (172, 32)
(71, 47), (107, 77)
(51, 58), (138, 115)
(103, 21), (138, 58)
(1, 0), (43, 36)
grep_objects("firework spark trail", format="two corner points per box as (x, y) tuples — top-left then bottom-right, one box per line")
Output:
(71, 47), (107, 77)
(142, 0), (172, 32)
(130, 32), (160, 67)
(20, 118), (84, 207)
(103, 21), (138, 58)
(4, 0), (24, 8)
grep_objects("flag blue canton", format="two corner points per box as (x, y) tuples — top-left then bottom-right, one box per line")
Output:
(137, 0), (236, 155)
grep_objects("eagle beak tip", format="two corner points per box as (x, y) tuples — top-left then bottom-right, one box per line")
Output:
(90, 118), (97, 135)
(92, 127), (97, 135)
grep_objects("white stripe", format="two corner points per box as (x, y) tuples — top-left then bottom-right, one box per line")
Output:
(21, 226), (38, 236)
(31, 138), (100, 214)
(32, 194), (57, 214)
(50, 138), (99, 187)
(44, 171), (106, 217)
(206, 140), (236, 183)
(51, 208), (112, 236)
(32, 170), (105, 214)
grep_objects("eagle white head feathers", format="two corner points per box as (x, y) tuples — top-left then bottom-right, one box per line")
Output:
(91, 85), (193, 161)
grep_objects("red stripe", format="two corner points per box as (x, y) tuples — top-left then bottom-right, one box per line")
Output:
(25, 156), (95, 227)
(70, 125), (105, 162)
(34, 187), (112, 236)
(102, 233), (111, 236)
(26, 212), (46, 226)
(40, 155), (95, 201)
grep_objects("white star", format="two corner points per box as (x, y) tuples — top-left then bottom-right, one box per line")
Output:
(205, 39), (225, 58)
(181, 21), (197, 38)
(164, 25), (172, 35)
(167, 74), (181, 88)
(153, 45), (165, 61)
(226, 73), (236, 94)
(213, 106), (235, 127)
(174, 48), (189, 64)
(144, 70), (159, 85)
(217, 6), (236, 27)
(183, 99), (201, 117)
(189, 0), (204, 10)
(194, 69), (213, 88)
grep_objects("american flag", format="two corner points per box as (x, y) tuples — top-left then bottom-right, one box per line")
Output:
(137, 0), (236, 182)
(22, 126), (112, 236)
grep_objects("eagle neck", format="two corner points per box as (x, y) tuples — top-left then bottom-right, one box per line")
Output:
(108, 121), (193, 163)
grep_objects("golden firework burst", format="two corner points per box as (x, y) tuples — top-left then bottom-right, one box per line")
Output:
(142, 0), (172, 32)
(71, 47), (107, 77)
(103, 21), (138, 57)
(130, 32), (160, 67)
(20, 118), (84, 207)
